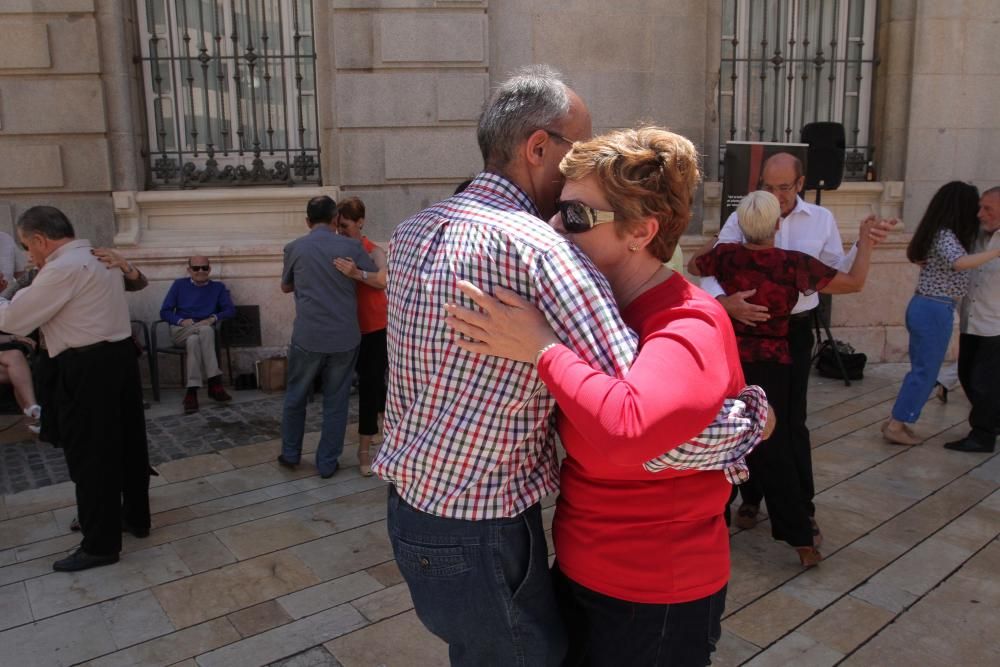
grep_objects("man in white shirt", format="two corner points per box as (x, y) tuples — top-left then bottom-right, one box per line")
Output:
(0, 206), (150, 572)
(700, 152), (892, 534)
(946, 187), (1000, 453)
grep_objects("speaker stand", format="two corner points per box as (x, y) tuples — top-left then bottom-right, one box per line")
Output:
(810, 305), (851, 387)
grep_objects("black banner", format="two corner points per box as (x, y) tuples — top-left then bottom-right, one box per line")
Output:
(721, 142), (809, 224)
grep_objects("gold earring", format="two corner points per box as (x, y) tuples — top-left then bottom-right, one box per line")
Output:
(628, 243), (639, 252)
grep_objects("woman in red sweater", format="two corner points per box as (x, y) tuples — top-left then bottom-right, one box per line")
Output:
(334, 197), (388, 477)
(445, 127), (746, 665)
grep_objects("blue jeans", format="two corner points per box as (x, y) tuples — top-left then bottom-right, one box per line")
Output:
(281, 343), (358, 476)
(891, 294), (956, 424)
(386, 486), (567, 666)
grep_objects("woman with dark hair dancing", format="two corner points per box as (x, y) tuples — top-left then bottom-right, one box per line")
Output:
(882, 181), (1000, 445)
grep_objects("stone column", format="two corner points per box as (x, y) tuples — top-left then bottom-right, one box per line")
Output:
(874, 0), (916, 187)
(902, 0), (1000, 221)
(96, 0), (144, 193)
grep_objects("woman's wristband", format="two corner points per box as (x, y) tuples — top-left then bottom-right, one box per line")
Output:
(534, 342), (559, 366)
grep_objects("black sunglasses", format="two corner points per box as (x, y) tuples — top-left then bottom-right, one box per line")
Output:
(189, 265), (211, 272)
(556, 200), (616, 234)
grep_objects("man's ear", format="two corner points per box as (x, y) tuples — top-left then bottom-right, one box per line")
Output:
(523, 129), (551, 167)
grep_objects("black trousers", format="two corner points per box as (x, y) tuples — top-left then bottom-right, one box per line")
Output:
(740, 361), (813, 547)
(552, 562), (725, 667)
(356, 328), (388, 436)
(738, 314), (816, 516)
(958, 333), (1000, 447)
(34, 350), (60, 446)
(58, 339), (150, 556)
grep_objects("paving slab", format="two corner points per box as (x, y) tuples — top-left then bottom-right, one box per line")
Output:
(0, 366), (996, 666)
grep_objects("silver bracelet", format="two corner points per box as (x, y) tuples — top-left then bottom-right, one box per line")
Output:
(534, 342), (559, 366)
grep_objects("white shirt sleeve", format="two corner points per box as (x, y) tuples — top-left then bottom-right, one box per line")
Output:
(815, 207), (854, 271)
(697, 212), (745, 297)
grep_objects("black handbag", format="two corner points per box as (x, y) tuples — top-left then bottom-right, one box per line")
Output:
(815, 339), (867, 380)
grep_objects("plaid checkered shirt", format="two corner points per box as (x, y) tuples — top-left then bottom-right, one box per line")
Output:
(372, 172), (766, 520)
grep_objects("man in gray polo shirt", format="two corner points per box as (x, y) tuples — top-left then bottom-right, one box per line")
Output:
(279, 196), (377, 477)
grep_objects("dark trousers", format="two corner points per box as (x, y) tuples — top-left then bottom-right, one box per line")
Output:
(58, 339), (150, 556)
(356, 328), (387, 436)
(34, 350), (60, 446)
(739, 314), (816, 516)
(958, 333), (1000, 447)
(387, 486), (566, 666)
(553, 563), (725, 667)
(741, 361), (813, 547)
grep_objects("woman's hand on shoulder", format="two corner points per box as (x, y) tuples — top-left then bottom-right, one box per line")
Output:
(444, 280), (559, 364)
(333, 257), (358, 278)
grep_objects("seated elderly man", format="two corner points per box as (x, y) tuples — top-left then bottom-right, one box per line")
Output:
(160, 256), (235, 413)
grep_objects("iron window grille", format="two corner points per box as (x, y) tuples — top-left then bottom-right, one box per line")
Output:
(136, 0), (320, 189)
(719, 0), (879, 181)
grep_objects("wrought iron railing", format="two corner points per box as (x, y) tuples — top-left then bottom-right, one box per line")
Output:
(719, 0), (879, 181)
(136, 0), (320, 189)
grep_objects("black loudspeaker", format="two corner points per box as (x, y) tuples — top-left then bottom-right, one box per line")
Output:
(800, 122), (845, 191)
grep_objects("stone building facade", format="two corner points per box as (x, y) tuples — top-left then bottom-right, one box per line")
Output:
(1, 0), (998, 377)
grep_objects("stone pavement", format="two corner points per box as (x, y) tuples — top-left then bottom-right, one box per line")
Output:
(0, 365), (997, 666)
(0, 389), (356, 496)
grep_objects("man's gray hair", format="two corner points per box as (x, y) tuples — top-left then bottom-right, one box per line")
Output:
(16, 205), (76, 240)
(477, 65), (571, 169)
(982, 185), (1000, 199)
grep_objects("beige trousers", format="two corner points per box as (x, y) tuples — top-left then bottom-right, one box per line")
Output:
(170, 324), (221, 388)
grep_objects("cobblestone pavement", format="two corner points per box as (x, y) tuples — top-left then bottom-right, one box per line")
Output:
(0, 390), (359, 496)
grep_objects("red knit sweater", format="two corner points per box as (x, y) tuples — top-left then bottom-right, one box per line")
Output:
(539, 273), (745, 604)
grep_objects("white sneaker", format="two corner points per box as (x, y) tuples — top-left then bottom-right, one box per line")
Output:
(24, 404), (41, 434)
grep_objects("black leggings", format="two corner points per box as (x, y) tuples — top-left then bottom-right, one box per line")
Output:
(553, 562), (725, 667)
(357, 329), (387, 436)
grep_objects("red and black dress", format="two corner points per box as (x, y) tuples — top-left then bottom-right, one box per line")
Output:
(696, 243), (837, 547)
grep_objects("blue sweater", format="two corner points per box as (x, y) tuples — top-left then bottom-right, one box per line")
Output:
(160, 279), (236, 325)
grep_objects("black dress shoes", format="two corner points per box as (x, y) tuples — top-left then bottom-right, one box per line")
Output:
(944, 438), (995, 453)
(277, 454), (298, 469)
(53, 548), (119, 572)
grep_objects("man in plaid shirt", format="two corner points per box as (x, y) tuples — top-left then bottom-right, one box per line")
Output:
(372, 66), (766, 666)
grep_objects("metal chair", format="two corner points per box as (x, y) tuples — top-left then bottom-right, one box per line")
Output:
(130, 320), (155, 399)
(149, 320), (221, 402)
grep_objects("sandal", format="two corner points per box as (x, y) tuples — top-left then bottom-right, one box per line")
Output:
(358, 443), (374, 477)
(810, 517), (823, 548)
(881, 421), (922, 446)
(734, 503), (759, 529)
(796, 546), (823, 568)
(934, 382), (948, 404)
